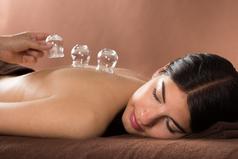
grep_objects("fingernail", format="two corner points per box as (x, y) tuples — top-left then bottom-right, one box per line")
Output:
(46, 42), (53, 47)
(41, 42), (53, 48)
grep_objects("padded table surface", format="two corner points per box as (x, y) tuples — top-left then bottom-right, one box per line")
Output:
(0, 135), (237, 159)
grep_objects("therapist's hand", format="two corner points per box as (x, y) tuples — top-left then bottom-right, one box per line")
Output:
(0, 32), (52, 66)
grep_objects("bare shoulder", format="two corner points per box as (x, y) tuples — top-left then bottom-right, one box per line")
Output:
(114, 68), (149, 82)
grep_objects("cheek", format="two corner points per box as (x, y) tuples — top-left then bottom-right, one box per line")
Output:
(132, 78), (156, 100)
(131, 83), (151, 104)
(122, 100), (134, 133)
(122, 87), (149, 132)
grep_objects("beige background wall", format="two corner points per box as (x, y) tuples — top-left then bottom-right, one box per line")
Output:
(0, 0), (238, 77)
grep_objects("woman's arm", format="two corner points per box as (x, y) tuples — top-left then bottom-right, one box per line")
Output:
(0, 95), (102, 139)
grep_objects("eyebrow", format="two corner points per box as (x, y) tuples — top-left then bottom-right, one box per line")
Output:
(161, 81), (165, 103)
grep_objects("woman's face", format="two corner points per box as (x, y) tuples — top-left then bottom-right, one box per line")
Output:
(122, 75), (191, 139)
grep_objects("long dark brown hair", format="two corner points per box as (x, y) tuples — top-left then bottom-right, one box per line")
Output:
(158, 53), (238, 133)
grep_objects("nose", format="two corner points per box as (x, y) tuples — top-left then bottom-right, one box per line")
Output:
(136, 104), (163, 127)
(132, 82), (165, 127)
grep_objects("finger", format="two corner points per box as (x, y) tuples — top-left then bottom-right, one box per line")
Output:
(26, 50), (44, 58)
(22, 55), (37, 65)
(38, 41), (53, 49)
(26, 40), (52, 52)
(16, 32), (50, 41)
(0, 51), (22, 64)
(30, 32), (51, 41)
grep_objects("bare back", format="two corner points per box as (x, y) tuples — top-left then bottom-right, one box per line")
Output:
(0, 66), (145, 139)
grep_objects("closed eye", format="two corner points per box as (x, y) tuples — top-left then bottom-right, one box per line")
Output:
(166, 117), (186, 134)
(153, 80), (165, 104)
(166, 118), (178, 134)
(153, 88), (161, 103)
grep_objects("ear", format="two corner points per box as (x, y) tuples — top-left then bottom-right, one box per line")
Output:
(152, 63), (170, 78)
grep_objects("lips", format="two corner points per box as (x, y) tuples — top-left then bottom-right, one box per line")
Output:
(130, 111), (143, 131)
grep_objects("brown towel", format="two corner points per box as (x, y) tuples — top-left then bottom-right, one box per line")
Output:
(0, 60), (34, 76)
(186, 121), (238, 139)
(0, 135), (238, 159)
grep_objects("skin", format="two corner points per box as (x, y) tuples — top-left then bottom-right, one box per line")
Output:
(122, 75), (191, 139)
(0, 31), (191, 139)
(0, 32), (52, 65)
(0, 66), (191, 139)
(0, 66), (145, 139)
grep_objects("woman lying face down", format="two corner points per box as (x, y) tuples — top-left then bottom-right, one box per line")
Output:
(122, 74), (190, 139)
(0, 53), (237, 139)
(123, 53), (238, 139)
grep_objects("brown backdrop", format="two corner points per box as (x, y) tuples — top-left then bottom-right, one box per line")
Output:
(0, 0), (238, 77)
